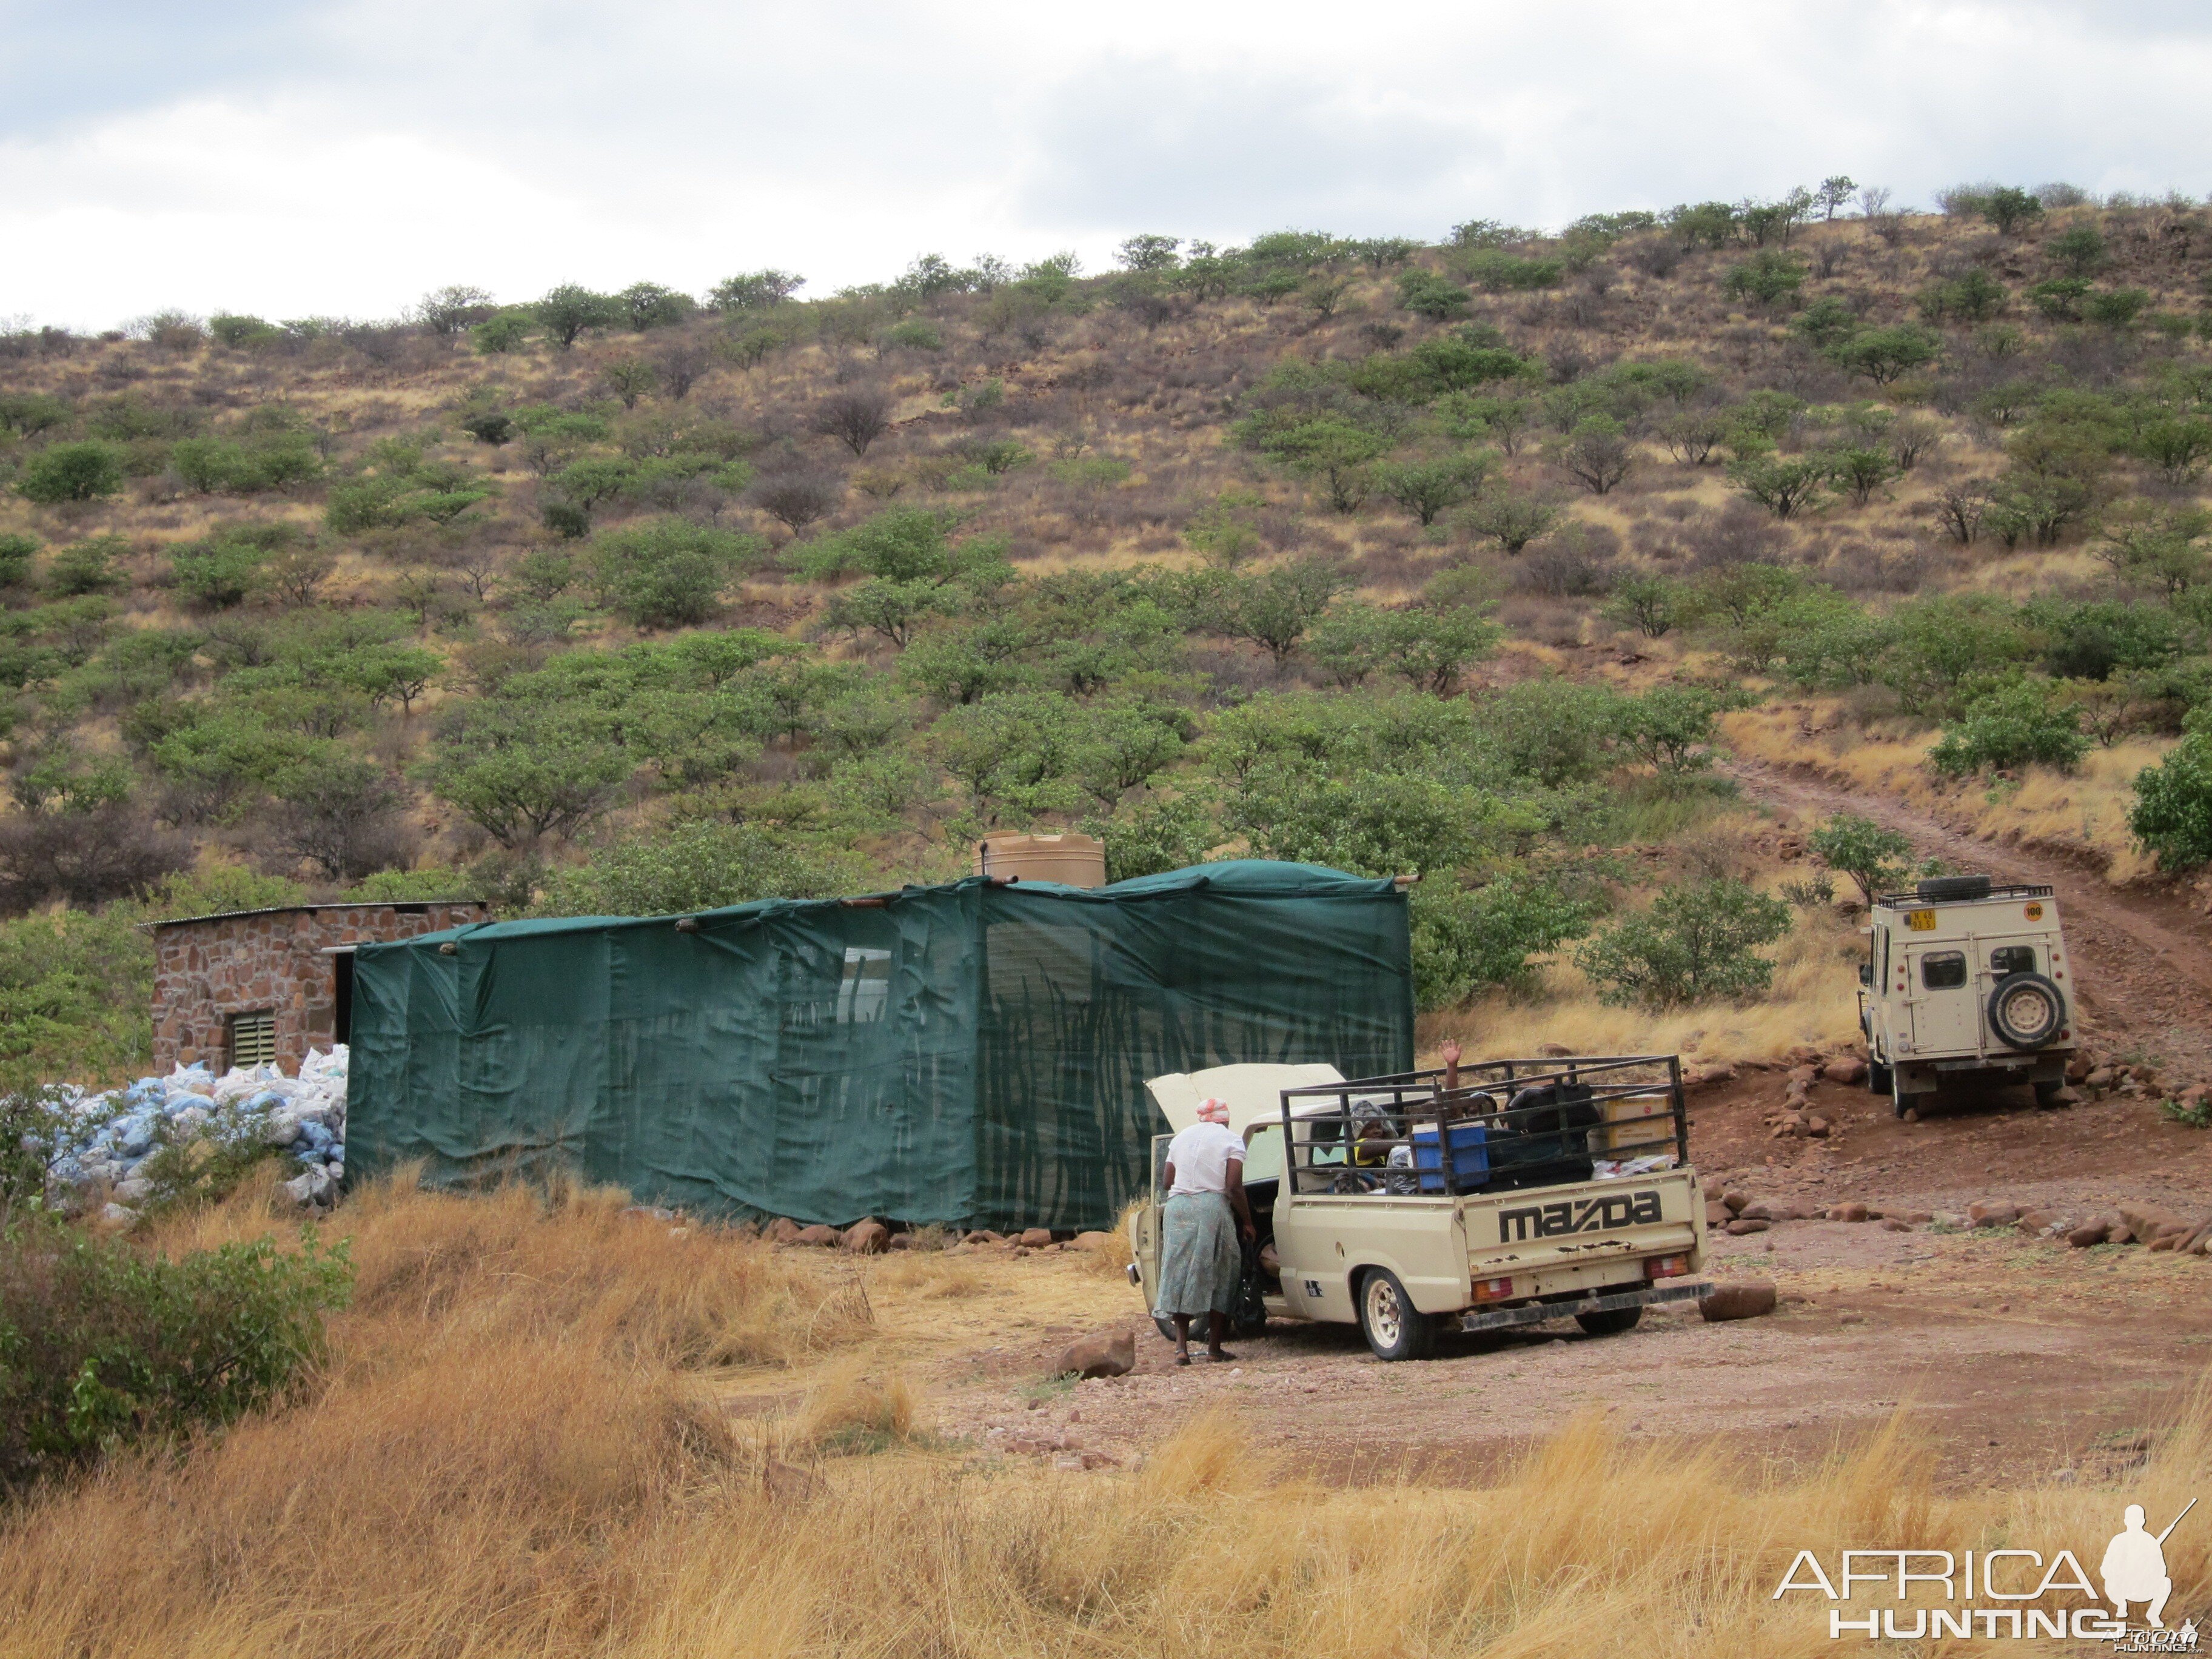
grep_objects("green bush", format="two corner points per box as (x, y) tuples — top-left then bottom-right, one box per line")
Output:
(1084, 791), (1221, 883)
(1410, 876), (1595, 1008)
(0, 1215), (350, 1489)
(168, 529), (272, 608)
(471, 311), (534, 354)
(2129, 729), (2212, 870)
(1396, 270), (1472, 321)
(535, 819), (859, 916)
(1574, 878), (1792, 1007)
(1806, 813), (1917, 904)
(586, 518), (758, 628)
(1927, 680), (2090, 776)
(16, 443), (126, 504)
(42, 536), (129, 597)
(0, 534), (37, 588)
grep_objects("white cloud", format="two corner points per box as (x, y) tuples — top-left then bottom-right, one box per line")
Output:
(4, 0), (2210, 328)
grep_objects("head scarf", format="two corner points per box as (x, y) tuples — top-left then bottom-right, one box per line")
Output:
(1195, 1096), (1230, 1125)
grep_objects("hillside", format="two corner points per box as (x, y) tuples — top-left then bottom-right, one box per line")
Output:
(4, 183), (2212, 1081)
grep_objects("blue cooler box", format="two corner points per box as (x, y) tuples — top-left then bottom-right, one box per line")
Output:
(1411, 1121), (1490, 1191)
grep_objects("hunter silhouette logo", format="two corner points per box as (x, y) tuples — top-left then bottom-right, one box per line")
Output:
(1772, 1495), (2200, 1644)
(2104, 1500), (2193, 1631)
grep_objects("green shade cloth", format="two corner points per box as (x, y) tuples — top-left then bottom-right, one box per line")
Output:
(346, 860), (1412, 1232)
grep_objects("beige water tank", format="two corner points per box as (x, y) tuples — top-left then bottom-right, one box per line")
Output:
(976, 831), (1107, 888)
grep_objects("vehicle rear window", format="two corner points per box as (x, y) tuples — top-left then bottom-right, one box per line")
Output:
(1989, 945), (2036, 976)
(1920, 951), (1968, 990)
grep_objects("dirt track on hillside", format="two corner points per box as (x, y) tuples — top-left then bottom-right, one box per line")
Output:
(1725, 755), (2212, 1083)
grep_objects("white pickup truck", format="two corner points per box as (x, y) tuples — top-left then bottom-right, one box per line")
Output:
(1131, 1054), (1708, 1360)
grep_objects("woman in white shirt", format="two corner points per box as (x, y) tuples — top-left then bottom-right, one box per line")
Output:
(1153, 1097), (1257, 1365)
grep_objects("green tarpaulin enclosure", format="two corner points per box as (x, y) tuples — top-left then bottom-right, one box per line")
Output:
(346, 860), (1412, 1233)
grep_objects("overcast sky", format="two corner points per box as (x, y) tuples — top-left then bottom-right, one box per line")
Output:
(5, 0), (2211, 330)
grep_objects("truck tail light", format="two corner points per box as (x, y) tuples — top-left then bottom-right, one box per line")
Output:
(1646, 1255), (1690, 1280)
(1471, 1276), (1515, 1302)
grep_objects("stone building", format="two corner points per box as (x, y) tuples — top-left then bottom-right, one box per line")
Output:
(150, 902), (488, 1074)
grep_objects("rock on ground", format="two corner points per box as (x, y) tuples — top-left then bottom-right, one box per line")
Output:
(1699, 1281), (1778, 1322)
(842, 1219), (890, 1253)
(1051, 1328), (1136, 1381)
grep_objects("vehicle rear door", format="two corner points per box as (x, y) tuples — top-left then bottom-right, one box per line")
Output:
(1906, 939), (1979, 1053)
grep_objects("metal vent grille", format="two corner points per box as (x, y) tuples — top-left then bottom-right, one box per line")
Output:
(228, 1010), (276, 1069)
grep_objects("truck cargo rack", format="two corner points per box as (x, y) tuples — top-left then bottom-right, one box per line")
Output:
(1279, 1053), (1688, 1198)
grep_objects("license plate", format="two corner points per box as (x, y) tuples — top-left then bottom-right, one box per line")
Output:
(1905, 909), (1936, 931)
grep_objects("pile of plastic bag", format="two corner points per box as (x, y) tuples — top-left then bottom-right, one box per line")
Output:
(41, 1045), (349, 1219)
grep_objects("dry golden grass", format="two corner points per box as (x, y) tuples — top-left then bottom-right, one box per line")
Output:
(4, 1173), (2209, 1655)
(4, 1233), (2205, 1659)
(1426, 898), (1861, 1067)
(1723, 704), (2175, 883)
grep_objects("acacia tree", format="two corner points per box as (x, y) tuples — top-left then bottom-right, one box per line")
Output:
(748, 470), (846, 533)
(1463, 489), (1561, 553)
(813, 390), (894, 457)
(1808, 812), (1918, 904)
(535, 284), (612, 350)
(1372, 454), (1489, 525)
(1983, 186), (2045, 236)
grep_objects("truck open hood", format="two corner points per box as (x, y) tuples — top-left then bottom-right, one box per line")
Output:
(1145, 1063), (1346, 1136)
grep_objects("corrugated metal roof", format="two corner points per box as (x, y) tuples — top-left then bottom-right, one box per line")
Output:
(146, 900), (486, 931)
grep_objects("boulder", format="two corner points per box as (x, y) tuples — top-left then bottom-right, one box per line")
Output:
(765, 1218), (805, 1245)
(1968, 1202), (2021, 1227)
(2110, 1224), (2137, 1245)
(2118, 1201), (2198, 1244)
(2067, 1219), (2113, 1248)
(1881, 1218), (1914, 1232)
(2085, 1067), (2116, 1090)
(97, 1202), (138, 1227)
(793, 1224), (840, 1247)
(2066, 1053), (2094, 1084)
(1741, 1201), (1804, 1222)
(842, 1219), (890, 1254)
(1051, 1328), (1136, 1381)
(1698, 1281), (1778, 1322)
(1073, 1230), (1116, 1253)
(1017, 1227), (1054, 1250)
(112, 1177), (152, 1205)
(1785, 1045), (1823, 1068)
(1806, 1116), (1831, 1138)
(1889, 1210), (1933, 1225)
(1823, 1057), (1868, 1085)
(1787, 1065), (1820, 1088)
(1723, 1217), (1770, 1236)
(2017, 1208), (2063, 1236)
(1828, 1202), (1870, 1223)
(1704, 1201), (1729, 1228)
(964, 1230), (1005, 1245)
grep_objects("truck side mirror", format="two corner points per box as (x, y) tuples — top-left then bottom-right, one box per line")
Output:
(1858, 964), (1871, 987)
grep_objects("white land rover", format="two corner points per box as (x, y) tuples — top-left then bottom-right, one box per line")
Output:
(1860, 875), (2077, 1115)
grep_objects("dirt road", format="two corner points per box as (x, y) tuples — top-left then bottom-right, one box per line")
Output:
(1726, 756), (2212, 1082)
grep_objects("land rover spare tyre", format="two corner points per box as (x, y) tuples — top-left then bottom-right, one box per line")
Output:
(1988, 972), (2065, 1050)
(1916, 874), (1994, 902)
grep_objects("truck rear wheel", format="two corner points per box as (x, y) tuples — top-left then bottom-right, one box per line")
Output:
(1575, 1304), (1643, 1337)
(1357, 1269), (1436, 1361)
(1867, 1058), (1892, 1095)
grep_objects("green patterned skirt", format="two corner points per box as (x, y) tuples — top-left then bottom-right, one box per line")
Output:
(1155, 1191), (1242, 1318)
